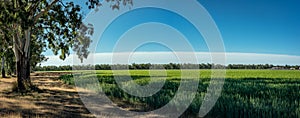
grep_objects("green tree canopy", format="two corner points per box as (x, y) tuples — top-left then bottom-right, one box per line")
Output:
(0, 0), (132, 92)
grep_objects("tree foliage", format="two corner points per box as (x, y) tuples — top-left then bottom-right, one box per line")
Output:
(0, 0), (133, 91)
(0, 0), (133, 61)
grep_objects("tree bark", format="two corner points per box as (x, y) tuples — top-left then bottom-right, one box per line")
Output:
(13, 29), (32, 92)
(1, 56), (5, 78)
(16, 52), (31, 91)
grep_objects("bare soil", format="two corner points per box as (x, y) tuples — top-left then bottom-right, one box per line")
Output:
(0, 72), (95, 118)
(0, 72), (167, 118)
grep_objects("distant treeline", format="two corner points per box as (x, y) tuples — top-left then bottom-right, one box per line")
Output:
(34, 63), (300, 71)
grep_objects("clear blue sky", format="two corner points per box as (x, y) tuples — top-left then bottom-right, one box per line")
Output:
(43, 0), (300, 65)
(199, 0), (300, 56)
(74, 0), (300, 55)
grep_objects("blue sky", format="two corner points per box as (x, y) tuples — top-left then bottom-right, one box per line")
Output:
(42, 0), (300, 65)
(199, 0), (300, 56)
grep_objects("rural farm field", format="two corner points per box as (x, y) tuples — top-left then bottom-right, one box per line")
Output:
(58, 69), (300, 117)
(1, 0), (300, 118)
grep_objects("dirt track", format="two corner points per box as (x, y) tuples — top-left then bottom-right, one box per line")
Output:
(0, 72), (95, 118)
(0, 72), (166, 118)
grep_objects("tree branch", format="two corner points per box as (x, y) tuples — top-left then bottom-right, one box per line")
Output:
(24, 30), (31, 57)
(59, 1), (67, 8)
(12, 33), (23, 56)
(33, 0), (60, 23)
(29, 2), (41, 16)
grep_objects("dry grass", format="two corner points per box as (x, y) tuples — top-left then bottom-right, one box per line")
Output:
(0, 112), (22, 118)
(0, 73), (95, 118)
(0, 72), (164, 118)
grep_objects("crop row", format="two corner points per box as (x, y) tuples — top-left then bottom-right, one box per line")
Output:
(59, 70), (300, 117)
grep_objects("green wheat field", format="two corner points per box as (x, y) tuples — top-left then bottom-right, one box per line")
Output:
(59, 70), (300, 117)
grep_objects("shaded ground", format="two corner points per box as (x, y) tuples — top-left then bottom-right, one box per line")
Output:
(0, 72), (95, 118)
(0, 72), (164, 118)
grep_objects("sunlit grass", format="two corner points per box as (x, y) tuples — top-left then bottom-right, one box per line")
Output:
(59, 69), (300, 117)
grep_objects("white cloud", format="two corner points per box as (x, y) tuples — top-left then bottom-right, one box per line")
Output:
(41, 52), (300, 66)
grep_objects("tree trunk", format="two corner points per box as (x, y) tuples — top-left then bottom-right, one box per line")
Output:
(1, 56), (5, 78)
(13, 29), (32, 92)
(16, 54), (31, 91)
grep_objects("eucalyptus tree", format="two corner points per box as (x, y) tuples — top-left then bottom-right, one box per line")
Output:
(4, 47), (15, 76)
(0, 0), (132, 92)
(0, 28), (11, 78)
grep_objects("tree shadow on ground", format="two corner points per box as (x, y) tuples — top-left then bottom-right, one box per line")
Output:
(0, 73), (95, 118)
(0, 72), (178, 118)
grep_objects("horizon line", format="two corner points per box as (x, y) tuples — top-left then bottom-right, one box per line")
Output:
(41, 51), (300, 66)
